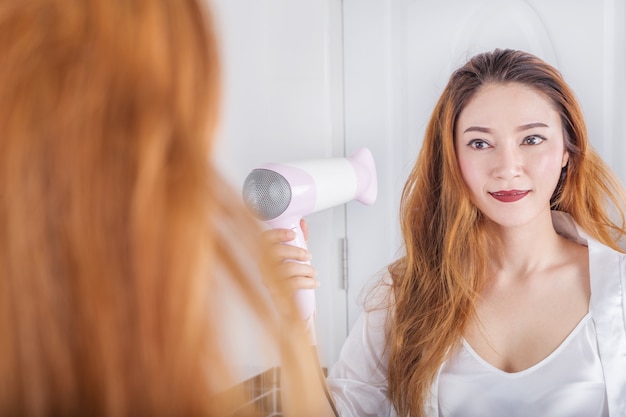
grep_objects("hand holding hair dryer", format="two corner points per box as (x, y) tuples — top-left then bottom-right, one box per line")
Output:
(242, 147), (378, 322)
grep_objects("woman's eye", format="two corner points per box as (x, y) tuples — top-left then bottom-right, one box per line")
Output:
(523, 135), (546, 145)
(467, 139), (490, 150)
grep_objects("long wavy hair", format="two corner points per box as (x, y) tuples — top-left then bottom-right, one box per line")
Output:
(0, 0), (286, 415)
(387, 49), (626, 416)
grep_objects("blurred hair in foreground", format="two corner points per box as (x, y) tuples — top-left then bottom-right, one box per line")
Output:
(0, 0), (304, 415)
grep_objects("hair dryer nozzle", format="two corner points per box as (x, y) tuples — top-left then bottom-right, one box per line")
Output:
(348, 147), (377, 206)
(242, 169), (292, 221)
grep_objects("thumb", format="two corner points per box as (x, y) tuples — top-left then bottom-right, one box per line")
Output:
(300, 218), (309, 242)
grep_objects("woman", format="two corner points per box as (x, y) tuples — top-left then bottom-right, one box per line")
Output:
(266, 49), (626, 416)
(0, 1), (305, 415)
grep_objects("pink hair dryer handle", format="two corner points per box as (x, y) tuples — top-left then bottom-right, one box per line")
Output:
(268, 213), (315, 321)
(282, 221), (315, 321)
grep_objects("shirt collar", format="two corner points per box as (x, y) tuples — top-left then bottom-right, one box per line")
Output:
(551, 210), (590, 247)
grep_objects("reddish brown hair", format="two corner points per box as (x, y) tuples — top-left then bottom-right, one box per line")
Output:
(0, 0), (282, 415)
(387, 49), (626, 416)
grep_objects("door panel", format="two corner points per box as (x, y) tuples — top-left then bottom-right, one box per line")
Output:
(213, 0), (346, 376)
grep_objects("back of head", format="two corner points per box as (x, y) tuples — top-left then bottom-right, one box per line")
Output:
(0, 0), (273, 415)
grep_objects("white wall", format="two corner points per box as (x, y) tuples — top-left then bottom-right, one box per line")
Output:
(210, 0), (348, 376)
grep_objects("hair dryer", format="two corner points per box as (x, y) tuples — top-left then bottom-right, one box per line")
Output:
(242, 147), (377, 322)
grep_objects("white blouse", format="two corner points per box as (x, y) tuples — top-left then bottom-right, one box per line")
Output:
(438, 313), (608, 417)
(326, 212), (626, 416)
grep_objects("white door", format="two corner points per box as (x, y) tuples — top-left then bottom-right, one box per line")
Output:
(343, 0), (626, 335)
(212, 0), (347, 374)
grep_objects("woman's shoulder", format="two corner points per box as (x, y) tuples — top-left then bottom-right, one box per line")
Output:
(552, 210), (626, 256)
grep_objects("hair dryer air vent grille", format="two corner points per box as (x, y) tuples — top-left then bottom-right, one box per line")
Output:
(242, 169), (292, 221)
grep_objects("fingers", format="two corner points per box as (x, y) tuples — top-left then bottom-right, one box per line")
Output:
(263, 220), (309, 245)
(263, 227), (297, 245)
(300, 218), (309, 241)
(273, 243), (311, 264)
(260, 226), (319, 319)
(262, 228), (311, 264)
(267, 267), (319, 294)
(275, 261), (317, 284)
(262, 251), (317, 289)
(263, 261), (318, 319)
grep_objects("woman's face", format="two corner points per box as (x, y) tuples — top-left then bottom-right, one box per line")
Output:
(455, 82), (569, 228)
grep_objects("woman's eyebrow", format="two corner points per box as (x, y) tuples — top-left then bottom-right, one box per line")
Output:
(463, 126), (491, 134)
(463, 122), (549, 134)
(517, 122), (549, 131)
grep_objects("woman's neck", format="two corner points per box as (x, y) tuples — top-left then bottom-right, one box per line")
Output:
(489, 211), (567, 278)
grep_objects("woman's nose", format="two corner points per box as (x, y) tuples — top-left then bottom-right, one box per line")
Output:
(492, 145), (522, 180)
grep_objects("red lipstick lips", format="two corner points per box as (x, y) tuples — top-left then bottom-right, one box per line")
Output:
(490, 190), (529, 203)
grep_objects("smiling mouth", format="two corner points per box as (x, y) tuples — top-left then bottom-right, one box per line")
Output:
(489, 190), (529, 203)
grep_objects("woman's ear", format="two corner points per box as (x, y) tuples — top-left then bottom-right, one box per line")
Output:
(561, 151), (570, 168)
